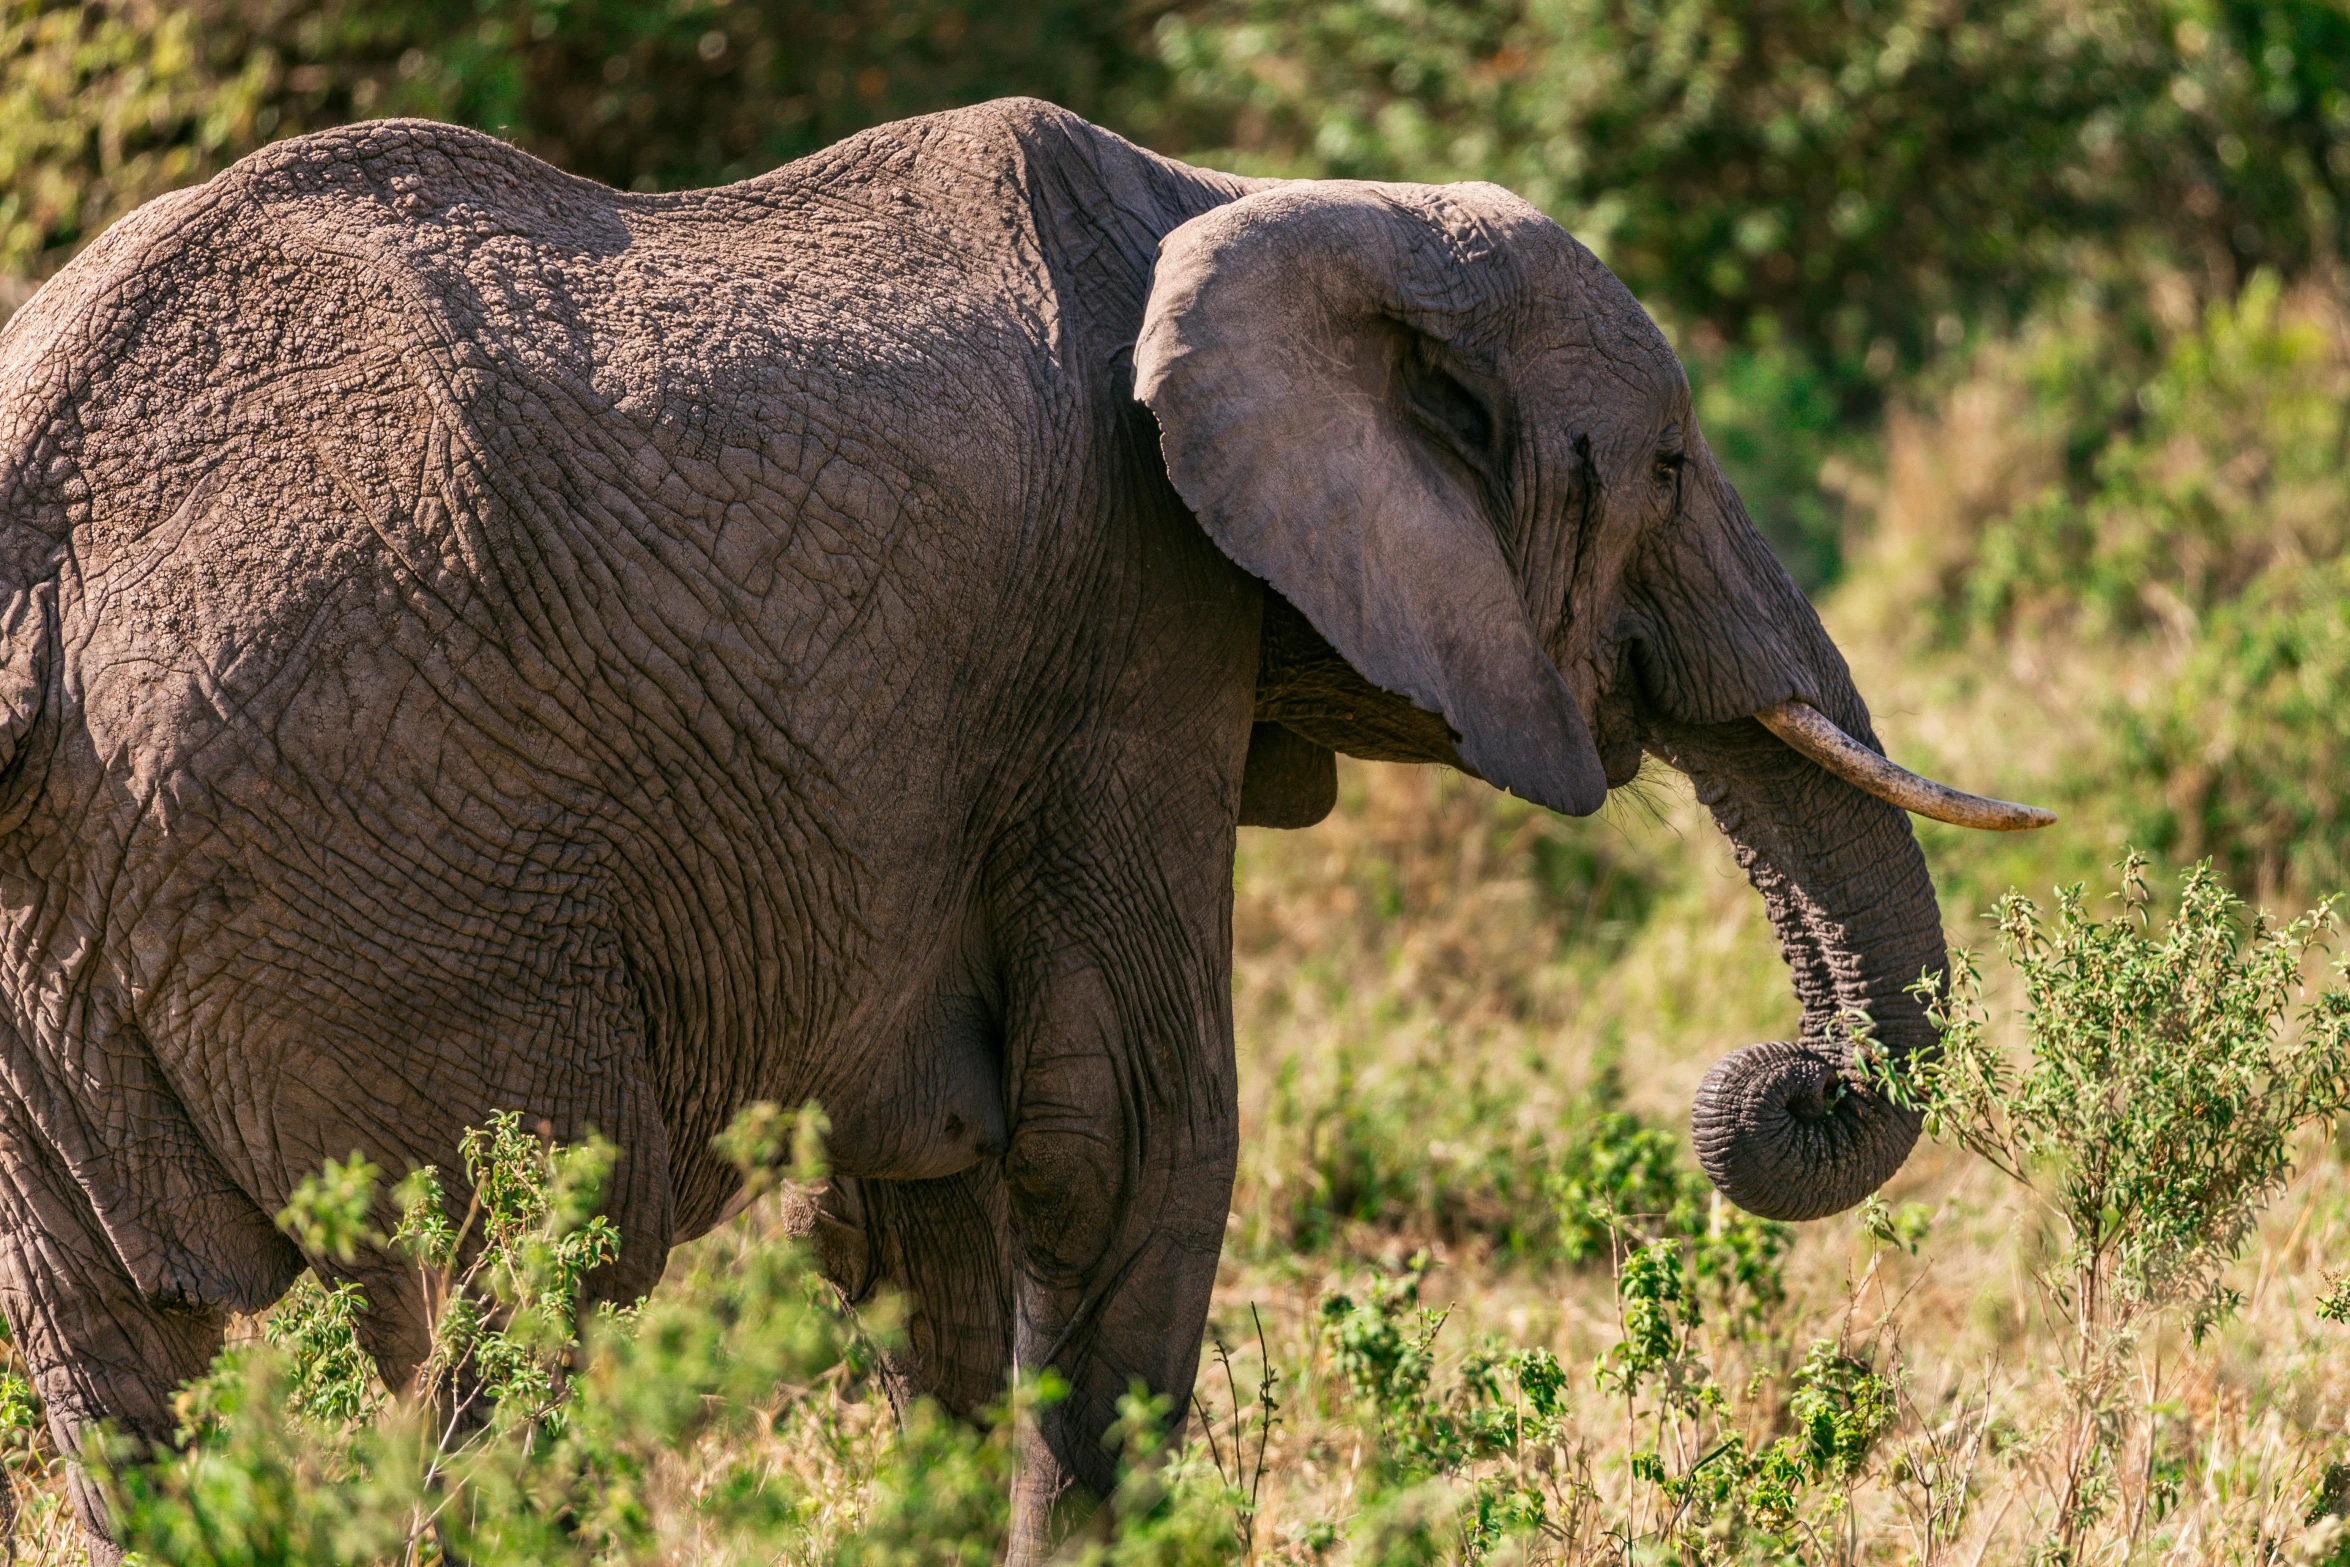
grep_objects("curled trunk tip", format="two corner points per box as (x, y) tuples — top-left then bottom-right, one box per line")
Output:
(1691, 1039), (1922, 1222)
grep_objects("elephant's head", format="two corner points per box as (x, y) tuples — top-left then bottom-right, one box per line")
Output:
(1133, 180), (2049, 1222)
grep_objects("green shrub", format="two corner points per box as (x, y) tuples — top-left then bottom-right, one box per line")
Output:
(107, 1104), (1017, 1567)
(1885, 854), (2350, 1557)
(1584, 1212), (1895, 1555)
(1549, 1111), (1793, 1329)
(1071, 1391), (1246, 1567)
(1248, 1037), (1789, 1287)
(1313, 1260), (1588, 1561)
(1301, 1132), (1867, 1562)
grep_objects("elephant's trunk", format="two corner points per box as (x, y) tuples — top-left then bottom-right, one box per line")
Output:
(1613, 446), (1983, 1220)
(1657, 714), (1945, 1220)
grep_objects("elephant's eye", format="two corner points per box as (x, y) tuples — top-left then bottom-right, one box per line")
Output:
(1652, 452), (1683, 491)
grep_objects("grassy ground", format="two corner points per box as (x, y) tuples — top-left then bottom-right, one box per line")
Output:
(1206, 754), (2350, 1563)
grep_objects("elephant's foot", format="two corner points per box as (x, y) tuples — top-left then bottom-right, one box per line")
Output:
(1008, 1418), (1112, 1567)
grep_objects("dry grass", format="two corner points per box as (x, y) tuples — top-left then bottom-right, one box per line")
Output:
(1206, 758), (2350, 1563)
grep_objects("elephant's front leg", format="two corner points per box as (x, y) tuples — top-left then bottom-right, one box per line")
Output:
(996, 908), (1239, 1559)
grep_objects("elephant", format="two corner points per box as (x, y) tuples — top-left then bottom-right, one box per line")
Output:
(0, 98), (2048, 1558)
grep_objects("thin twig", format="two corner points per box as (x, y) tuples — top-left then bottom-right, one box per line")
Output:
(1192, 1391), (1227, 1483)
(1249, 1304), (1278, 1531)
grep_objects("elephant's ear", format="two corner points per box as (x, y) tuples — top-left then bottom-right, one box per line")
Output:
(1134, 182), (1607, 817)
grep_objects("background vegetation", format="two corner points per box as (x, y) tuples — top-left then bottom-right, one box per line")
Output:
(9, 0), (2350, 1559)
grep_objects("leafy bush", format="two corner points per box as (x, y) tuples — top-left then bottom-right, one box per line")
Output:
(1299, 1128), (1900, 1563)
(1547, 1111), (1792, 1318)
(1587, 1210), (1901, 1558)
(1287, 1166), (1885, 1558)
(106, 1104), (1022, 1567)
(2114, 556), (2350, 903)
(1886, 854), (2350, 1557)
(24, 842), (2345, 1564)
(1314, 1260), (1592, 1560)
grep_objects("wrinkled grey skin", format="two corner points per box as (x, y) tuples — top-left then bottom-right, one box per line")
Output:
(0, 100), (1941, 1559)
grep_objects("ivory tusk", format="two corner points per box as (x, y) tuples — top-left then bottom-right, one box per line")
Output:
(1756, 702), (2057, 832)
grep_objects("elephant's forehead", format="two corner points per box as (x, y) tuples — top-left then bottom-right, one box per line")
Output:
(1519, 326), (1685, 432)
(1500, 260), (1682, 412)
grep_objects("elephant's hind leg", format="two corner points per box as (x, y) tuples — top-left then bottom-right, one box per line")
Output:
(808, 1165), (1015, 1422)
(0, 1117), (243, 1566)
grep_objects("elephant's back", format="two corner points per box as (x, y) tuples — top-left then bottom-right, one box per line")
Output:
(18, 107), (1191, 726)
(217, 112), (1078, 445)
(31, 111), (1077, 773)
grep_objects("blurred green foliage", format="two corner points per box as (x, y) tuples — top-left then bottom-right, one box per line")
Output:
(1149, 0), (2350, 394)
(0, 0), (1163, 280)
(1684, 324), (1852, 588)
(1254, 1043), (1569, 1258)
(1957, 275), (2350, 646)
(1142, 0), (2350, 583)
(1887, 271), (2350, 900)
(18, 1), (2350, 353)
(2116, 560), (2350, 901)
